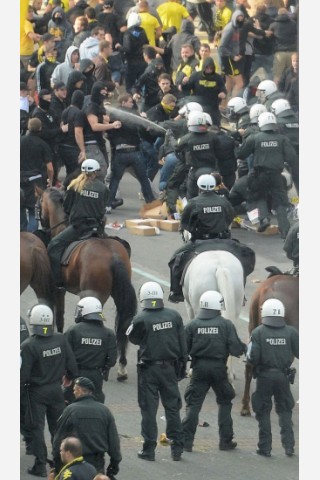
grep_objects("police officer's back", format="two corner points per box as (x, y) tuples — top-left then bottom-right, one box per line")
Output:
(246, 298), (299, 457)
(182, 291), (247, 452)
(127, 281), (187, 462)
(65, 296), (117, 403)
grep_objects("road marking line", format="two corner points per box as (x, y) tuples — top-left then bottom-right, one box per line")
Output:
(132, 267), (249, 323)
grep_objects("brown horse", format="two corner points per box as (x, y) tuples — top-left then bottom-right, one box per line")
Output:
(240, 266), (299, 416)
(38, 186), (137, 380)
(20, 231), (55, 308)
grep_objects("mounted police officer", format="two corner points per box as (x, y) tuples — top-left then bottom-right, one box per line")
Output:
(182, 291), (247, 452)
(127, 281), (188, 462)
(47, 159), (109, 287)
(246, 298), (299, 457)
(236, 111), (298, 238)
(283, 204), (299, 274)
(168, 174), (235, 303)
(64, 296), (117, 404)
(20, 304), (78, 477)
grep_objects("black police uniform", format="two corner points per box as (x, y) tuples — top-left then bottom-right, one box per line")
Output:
(52, 393), (122, 474)
(283, 220), (299, 270)
(247, 319), (299, 456)
(236, 128), (298, 237)
(20, 331), (78, 475)
(65, 319), (117, 403)
(20, 317), (32, 454)
(127, 304), (188, 460)
(275, 113), (299, 192)
(182, 308), (246, 450)
(168, 190), (235, 301)
(47, 177), (109, 285)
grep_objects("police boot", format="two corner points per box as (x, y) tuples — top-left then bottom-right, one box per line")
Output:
(275, 205), (290, 239)
(219, 440), (237, 451)
(257, 217), (271, 233)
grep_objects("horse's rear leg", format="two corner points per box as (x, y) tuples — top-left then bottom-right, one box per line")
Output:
(54, 288), (66, 333)
(227, 356), (236, 389)
(241, 362), (253, 416)
(115, 314), (128, 382)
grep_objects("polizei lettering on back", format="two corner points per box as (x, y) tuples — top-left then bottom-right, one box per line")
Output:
(80, 190), (99, 198)
(43, 346), (62, 357)
(197, 327), (219, 334)
(266, 338), (287, 345)
(153, 321), (173, 331)
(81, 338), (102, 345)
(203, 206), (222, 213)
(193, 144), (210, 151)
(261, 141), (278, 147)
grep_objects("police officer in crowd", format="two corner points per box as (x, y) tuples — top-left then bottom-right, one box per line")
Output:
(52, 377), (122, 476)
(255, 79), (285, 111)
(236, 112), (298, 238)
(168, 174), (234, 303)
(283, 205), (299, 274)
(127, 282), (188, 461)
(20, 317), (32, 456)
(64, 297), (117, 404)
(246, 298), (299, 457)
(49, 437), (97, 480)
(182, 291), (247, 452)
(47, 159), (109, 287)
(20, 304), (78, 478)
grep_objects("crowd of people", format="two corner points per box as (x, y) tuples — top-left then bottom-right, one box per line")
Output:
(20, 0), (299, 478)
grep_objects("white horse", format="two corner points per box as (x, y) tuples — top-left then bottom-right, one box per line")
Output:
(182, 250), (245, 384)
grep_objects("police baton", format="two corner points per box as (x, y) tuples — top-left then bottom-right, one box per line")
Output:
(25, 383), (34, 426)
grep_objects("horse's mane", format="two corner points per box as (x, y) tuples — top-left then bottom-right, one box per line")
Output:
(46, 187), (64, 204)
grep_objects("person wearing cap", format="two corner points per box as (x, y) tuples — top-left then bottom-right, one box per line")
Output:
(64, 296), (117, 403)
(47, 158), (109, 287)
(28, 33), (56, 76)
(182, 290), (247, 452)
(246, 298), (299, 457)
(52, 376), (122, 476)
(127, 281), (187, 462)
(20, 304), (78, 477)
(48, 436), (97, 480)
(236, 110), (298, 237)
(35, 47), (60, 92)
(50, 81), (68, 122)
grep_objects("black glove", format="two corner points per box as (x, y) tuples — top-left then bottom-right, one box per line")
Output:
(106, 461), (119, 477)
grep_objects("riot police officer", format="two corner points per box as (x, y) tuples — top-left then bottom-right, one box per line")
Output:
(246, 298), (299, 457)
(168, 174), (235, 303)
(255, 79), (285, 111)
(182, 291), (247, 452)
(127, 281), (188, 462)
(236, 111), (298, 238)
(283, 205), (299, 274)
(47, 159), (109, 287)
(64, 296), (117, 403)
(20, 304), (78, 477)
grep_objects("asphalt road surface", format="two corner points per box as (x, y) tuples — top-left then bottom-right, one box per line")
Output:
(20, 171), (299, 480)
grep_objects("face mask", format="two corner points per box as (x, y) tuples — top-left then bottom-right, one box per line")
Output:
(236, 20), (244, 27)
(46, 55), (56, 63)
(39, 98), (51, 110)
(54, 17), (62, 24)
(161, 101), (174, 113)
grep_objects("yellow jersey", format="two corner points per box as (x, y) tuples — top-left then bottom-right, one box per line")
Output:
(139, 12), (161, 47)
(20, 20), (35, 56)
(156, 2), (190, 33)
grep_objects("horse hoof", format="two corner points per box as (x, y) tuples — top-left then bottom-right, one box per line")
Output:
(240, 410), (251, 417)
(117, 374), (128, 382)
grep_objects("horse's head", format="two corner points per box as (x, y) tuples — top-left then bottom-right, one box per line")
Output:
(36, 186), (65, 231)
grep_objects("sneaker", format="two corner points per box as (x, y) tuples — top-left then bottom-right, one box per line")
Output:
(285, 447), (294, 457)
(256, 448), (271, 457)
(111, 198), (124, 209)
(257, 217), (271, 233)
(184, 445), (193, 452)
(27, 466), (47, 477)
(171, 452), (182, 461)
(168, 292), (184, 303)
(137, 450), (155, 461)
(219, 440), (237, 451)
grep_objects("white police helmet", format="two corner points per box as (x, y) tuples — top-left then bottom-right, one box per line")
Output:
(227, 97), (248, 118)
(139, 281), (164, 309)
(75, 296), (104, 322)
(261, 298), (285, 327)
(249, 103), (267, 123)
(270, 98), (294, 118)
(127, 12), (141, 28)
(203, 112), (213, 126)
(199, 290), (225, 310)
(27, 304), (54, 336)
(197, 174), (216, 191)
(178, 102), (203, 117)
(81, 159), (101, 173)
(258, 111), (277, 131)
(256, 80), (277, 101)
(187, 111), (207, 132)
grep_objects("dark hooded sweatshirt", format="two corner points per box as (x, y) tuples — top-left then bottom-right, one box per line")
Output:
(167, 19), (201, 71)
(79, 58), (97, 96)
(66, 70), (86, 106)
(61, 90), (85, 147)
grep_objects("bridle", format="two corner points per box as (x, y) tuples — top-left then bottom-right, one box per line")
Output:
(38, 190), (68, 234)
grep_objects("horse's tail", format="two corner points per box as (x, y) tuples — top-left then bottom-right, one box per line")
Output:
(30, 245), (55, 309)
(265, 265), (284, 277)
(216, 266), (243, 323)
(111, 257), (137, 363)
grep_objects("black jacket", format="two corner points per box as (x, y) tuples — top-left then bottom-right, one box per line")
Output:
(269, 13), (297, 52)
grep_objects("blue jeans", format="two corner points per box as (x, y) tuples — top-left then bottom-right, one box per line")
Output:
(107, 150), (155, 207)
(159, 152), (178, 191)
(141, 140), (159, 181)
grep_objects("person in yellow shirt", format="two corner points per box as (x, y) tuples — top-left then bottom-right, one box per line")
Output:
(213, 0), (233, 46)
(138, 1), (162, 47)
(157, 0), (193, 33)
(20, 6), (42, 69)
